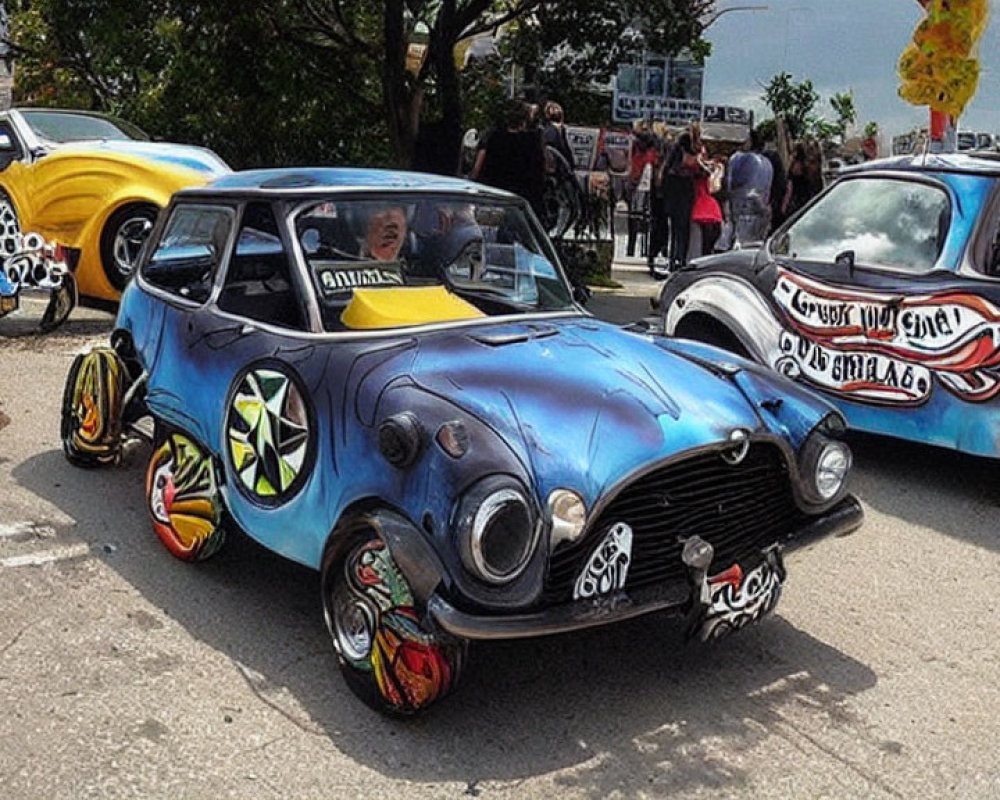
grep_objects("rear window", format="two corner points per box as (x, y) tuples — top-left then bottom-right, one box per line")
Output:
(773, 177), (950, 273)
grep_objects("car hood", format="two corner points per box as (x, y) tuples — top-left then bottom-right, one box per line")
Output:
(47, 139), (231, 176)
(397, 317), (774, 506)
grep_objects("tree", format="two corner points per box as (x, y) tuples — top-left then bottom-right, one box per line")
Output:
(761, 71), (818, 141)
(828, 91), (856, 139)
(5, 0), (717, 170)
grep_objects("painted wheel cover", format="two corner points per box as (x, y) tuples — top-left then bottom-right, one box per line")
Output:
(63, 348), (124, 464)
(334, 540), (459, 712)
(226, 365), (311, 503)
(146, 433), (224, 561)
(0, 196), (20, 261)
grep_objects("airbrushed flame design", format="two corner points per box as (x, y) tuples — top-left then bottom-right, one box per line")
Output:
(145, 433), (224, 561)
(773, 269), (1000, 404)
(344, 541), (457, 712)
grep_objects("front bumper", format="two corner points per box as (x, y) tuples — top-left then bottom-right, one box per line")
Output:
(428, 493), (863, 641)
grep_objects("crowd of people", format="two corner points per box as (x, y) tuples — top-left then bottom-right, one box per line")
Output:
(466, 98), (827, 279)
(625, 119), (826, 277)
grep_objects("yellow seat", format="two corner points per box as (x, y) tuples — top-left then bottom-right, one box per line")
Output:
(340, 286), (485, 330)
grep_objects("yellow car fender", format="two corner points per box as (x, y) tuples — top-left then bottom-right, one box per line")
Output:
(1, 147), (216, 302)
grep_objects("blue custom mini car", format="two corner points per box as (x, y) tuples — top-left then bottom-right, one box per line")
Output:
(61, 168), (862, 714)
(660, 153), (1000, 458)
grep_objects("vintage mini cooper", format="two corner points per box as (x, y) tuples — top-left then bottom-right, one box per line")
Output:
(660, 153), (1000, 458)
(61, 168), (862, 714)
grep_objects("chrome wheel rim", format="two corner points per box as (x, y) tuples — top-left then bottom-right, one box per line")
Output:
(332, 585), (375, 663)
(112, 216), (153, 278)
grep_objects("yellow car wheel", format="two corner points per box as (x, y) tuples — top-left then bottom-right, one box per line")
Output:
(99, 203), (158, 291)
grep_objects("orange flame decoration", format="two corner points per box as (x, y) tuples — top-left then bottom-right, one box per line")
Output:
(898, 0), (989, 118)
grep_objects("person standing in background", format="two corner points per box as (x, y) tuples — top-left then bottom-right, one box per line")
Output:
(471, 99), (546, 219)
(542, 101), (574, 169)
(691, 149), (724, 256)
(661, 129), (698, 271)
(727, 128), (774, 246)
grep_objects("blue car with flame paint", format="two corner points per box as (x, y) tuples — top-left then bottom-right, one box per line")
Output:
(60, 168), (862, 714)
(660, 153), (1000, 458)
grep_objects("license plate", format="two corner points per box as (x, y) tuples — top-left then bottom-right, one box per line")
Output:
(696, 560), (783, 642)
(0, 294), (17, 315)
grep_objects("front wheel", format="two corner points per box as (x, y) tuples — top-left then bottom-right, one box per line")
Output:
(145, 430), (227, 561)
(321, 534), (466, 715)
(100, 203), (158, 292)
(61, 346), (126, 467)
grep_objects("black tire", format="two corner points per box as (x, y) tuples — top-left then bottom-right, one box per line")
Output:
(145, 428), (227, 562)
(321, 532), (466, 716)
(60, 347), (126, 467)
(39, 270), (78, 333)
(99, 203), (158, 292)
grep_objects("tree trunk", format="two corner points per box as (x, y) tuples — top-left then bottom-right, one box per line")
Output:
(382, 0), (416, 168)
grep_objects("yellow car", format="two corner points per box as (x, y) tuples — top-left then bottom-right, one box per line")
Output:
(0, 108), (230, 302)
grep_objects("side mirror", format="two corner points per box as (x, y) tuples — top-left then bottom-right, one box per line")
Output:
(573, 284), (591, 306)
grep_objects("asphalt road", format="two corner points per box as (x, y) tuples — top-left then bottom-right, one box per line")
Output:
(1, 286), (999, 799)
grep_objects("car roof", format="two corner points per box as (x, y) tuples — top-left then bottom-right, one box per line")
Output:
(844, 152), (1000, 178)
(176, 167), (517, 200)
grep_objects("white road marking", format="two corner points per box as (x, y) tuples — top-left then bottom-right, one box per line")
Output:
(1, 543), (90, 568)
(0, 522), (57, 541)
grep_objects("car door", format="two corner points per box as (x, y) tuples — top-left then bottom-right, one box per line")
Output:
(156, 199), (334, 566)
(766, 170), (1000, 455)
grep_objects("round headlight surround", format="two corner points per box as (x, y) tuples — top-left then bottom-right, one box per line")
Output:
(465, 485), (538, 584)
(814, 440), (851, 501)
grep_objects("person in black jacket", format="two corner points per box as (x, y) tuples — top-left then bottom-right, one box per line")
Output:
(471, 100), (546, 219)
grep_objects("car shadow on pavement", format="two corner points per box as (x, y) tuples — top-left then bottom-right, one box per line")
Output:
(0, 307), (114, 341)
(847, 432), (1000, 554)
(15, 446), (878, 796)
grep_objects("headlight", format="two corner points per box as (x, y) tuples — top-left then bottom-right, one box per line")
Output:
(814, 440), (851, 500)
(799, 427), (851, 505)
(548, 489), (586, 548)
(458, 479), (538, 584)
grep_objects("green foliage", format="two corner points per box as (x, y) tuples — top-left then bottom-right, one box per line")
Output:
(761, 71), (818, 141)
(864, 120), (879, 139)
(7, 0), (714, 169)
(762, 72), (860, 146)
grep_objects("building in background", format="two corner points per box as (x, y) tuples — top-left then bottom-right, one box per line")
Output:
(612, 50), (752, 140)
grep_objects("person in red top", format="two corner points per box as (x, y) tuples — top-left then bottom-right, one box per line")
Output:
(691, 154), (724, 256)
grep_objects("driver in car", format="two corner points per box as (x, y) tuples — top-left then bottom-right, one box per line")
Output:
(363, 206), (408, 262)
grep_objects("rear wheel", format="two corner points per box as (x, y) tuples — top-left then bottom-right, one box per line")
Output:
(99, 203), (158, 291)
(145, 430), (227, 562)
(60, 346), (126, 467)
(321, 533), (466, 715)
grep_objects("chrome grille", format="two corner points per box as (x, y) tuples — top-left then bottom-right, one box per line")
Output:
(544, 443), (807, 604)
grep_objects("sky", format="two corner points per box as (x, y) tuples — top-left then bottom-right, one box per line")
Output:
(702, 0), (1000, 140)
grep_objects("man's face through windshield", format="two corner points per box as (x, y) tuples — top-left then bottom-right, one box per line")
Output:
(366, 207), (407, 261)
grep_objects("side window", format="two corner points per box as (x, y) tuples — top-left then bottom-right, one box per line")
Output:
(143, 204), (233, 303)
(0, 121), (23, 169)
(218, 201), (306, 331)
(774, 177), (950, 274)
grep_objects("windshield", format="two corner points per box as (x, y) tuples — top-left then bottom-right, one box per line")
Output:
(772, 177), (949, 273)
(294, 195), (574, 331)
(20, 110), (148, 143)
